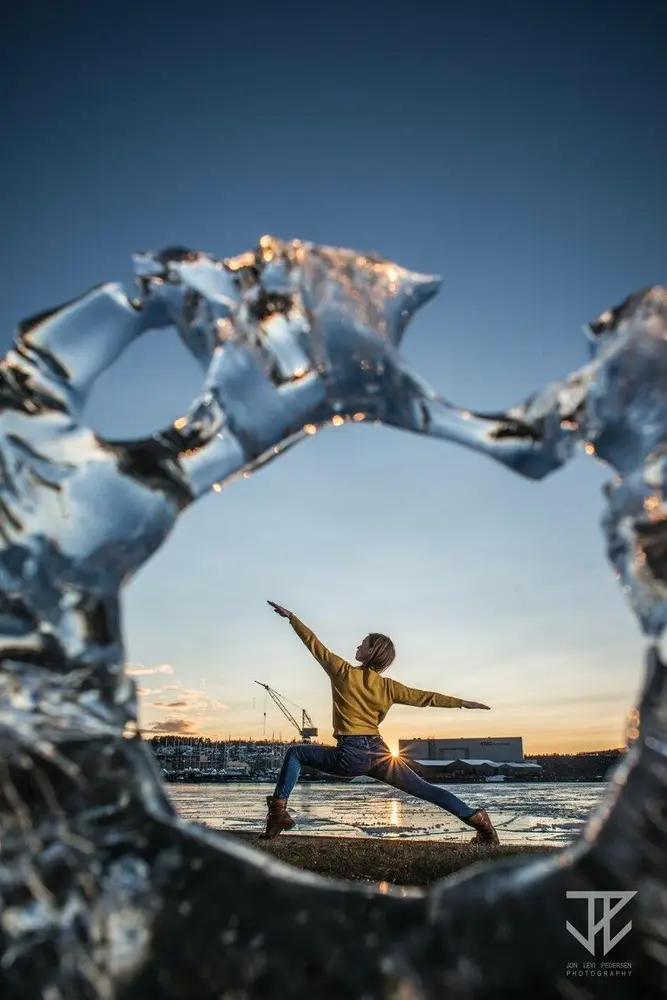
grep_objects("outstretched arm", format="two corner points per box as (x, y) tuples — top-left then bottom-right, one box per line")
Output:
(267, 601), (348, 678)
(388, 679), (489, 709)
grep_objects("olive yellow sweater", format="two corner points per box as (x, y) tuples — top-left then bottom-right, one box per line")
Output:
(288, 614), (464, 737)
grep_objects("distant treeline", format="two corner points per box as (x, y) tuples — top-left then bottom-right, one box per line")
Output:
(530, 749), (624, 781)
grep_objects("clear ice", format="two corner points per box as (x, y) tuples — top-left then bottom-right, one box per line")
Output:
(421, 285), (667, 641)
(1, 237), (666, 998)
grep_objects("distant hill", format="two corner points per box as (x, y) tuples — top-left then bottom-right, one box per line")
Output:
(529, 749), (625, 781)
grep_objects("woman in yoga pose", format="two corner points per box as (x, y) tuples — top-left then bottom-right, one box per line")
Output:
(261, 601), (499, 844)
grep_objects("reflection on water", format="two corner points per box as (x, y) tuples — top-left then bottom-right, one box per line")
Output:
(167, 781), (606, 845)
(390, 798), (400, 828)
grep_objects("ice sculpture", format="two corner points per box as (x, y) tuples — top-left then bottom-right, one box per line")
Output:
(416, 286), (667, 642)
(0, 238), (663, 999)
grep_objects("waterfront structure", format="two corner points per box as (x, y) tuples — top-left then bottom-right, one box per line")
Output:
(399, 736), (525, 764)
(148, 737), (293, 778)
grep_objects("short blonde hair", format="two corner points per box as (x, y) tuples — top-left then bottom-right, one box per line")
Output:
(366, 633), (396, 672)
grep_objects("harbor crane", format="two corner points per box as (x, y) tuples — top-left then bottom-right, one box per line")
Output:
(255, 681), (318, 741)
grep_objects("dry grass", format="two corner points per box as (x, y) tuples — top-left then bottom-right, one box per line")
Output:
(230, 831), (557, 886)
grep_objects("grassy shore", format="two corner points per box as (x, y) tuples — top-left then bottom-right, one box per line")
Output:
(231, 831), (558, 886)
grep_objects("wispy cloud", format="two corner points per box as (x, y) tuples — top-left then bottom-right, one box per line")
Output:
(147, 686), (227, 715)
(145, 718), (197, 735)
(126, 663), (175, 677)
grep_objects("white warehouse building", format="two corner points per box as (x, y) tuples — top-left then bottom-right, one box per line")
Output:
(399, 736), (524, 764)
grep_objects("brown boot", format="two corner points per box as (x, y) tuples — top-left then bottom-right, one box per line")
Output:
(462, 807), (499, 846)
(258, 795), (295, 839)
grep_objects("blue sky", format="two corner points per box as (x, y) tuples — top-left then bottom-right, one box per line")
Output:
(2, 1), (665, 751)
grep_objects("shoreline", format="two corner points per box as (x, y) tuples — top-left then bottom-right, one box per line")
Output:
(164, 777), (605, 785)
(229, 830), (559, 885)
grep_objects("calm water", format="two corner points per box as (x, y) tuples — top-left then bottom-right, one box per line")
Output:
(167, 780), (608, 846)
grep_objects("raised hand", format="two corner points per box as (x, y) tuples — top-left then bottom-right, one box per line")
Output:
(267, 600), (291, 618)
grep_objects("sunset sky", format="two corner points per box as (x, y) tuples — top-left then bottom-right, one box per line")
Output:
(3, 1), (666, 754)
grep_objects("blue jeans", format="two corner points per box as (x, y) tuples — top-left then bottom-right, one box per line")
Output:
(273, 735), (477, 820)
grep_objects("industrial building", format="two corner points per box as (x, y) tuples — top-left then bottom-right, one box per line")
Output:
(397, 736), (542, 781)
(399, 736), (525, 764)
